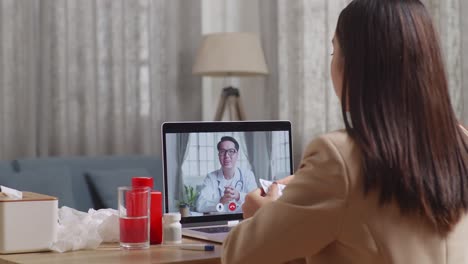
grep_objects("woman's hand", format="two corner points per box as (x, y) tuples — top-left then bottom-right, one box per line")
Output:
(242, 183), (280, 219)
(276, 175), (295, 185)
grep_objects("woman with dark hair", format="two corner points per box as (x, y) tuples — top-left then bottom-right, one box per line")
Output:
(222, 0), (468, 263)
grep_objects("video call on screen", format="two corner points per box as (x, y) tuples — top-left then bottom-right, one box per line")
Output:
(165, 130), (291, 217)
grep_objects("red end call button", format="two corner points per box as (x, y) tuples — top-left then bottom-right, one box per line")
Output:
(228, 202), (237, 211)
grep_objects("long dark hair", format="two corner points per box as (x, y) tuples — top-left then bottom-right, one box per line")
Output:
(336, 0), (468, 234)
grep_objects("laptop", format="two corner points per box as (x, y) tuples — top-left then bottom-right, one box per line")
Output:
(161, 121), (293, 243)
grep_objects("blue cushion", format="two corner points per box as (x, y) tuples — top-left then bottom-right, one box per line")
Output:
(0, 161), (15, 186)
(85, 168), (152, 209)
(14, 156), (163, 212)
(5, 167), (75, 208)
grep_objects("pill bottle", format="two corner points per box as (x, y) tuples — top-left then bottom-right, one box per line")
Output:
(163, 213), (182, 244)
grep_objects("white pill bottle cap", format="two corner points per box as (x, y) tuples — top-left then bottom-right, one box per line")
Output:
(163, 212), (181, 223)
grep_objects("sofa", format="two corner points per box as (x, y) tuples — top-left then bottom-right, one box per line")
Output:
(0, 155), (163, 212)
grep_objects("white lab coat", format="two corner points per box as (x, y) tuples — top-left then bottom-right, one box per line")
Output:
(196, 167), (257, 213)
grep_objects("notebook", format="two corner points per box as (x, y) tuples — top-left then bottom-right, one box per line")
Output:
(162, 121), (294, 243)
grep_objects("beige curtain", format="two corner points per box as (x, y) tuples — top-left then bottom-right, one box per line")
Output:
(1, 0), (466, 162)
(422, 0), (466, 125)
(273, 0), (350, 165)
(0, 0), (202, 160)
(261, 0), (467, 165)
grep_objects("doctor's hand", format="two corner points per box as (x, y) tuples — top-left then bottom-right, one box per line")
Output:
(220, 186), (240, 204)
(242, 183), (280, 219)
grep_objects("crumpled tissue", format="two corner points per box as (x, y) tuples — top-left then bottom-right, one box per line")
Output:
(0, 185), (22, 199)
(49, 206), (119, 253)
(259, 179), (286, 196)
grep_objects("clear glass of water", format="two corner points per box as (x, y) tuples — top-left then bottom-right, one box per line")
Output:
(118, 186), (150, 249)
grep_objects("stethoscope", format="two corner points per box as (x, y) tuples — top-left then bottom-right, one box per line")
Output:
(217, 167), (244, 197)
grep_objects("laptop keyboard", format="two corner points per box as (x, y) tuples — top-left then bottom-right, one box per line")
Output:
(191, 226), (233, 233)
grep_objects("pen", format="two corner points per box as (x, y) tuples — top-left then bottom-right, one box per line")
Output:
(165, 244), (215, 251)
(181, 244), (215, 251)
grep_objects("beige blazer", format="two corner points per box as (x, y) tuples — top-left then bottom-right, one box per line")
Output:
(222, 129), (468, 264)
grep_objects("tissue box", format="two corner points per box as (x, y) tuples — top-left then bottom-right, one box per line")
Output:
(0, 192), (58, 254)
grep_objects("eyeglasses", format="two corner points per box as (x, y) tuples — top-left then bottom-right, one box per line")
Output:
(218, 148), (237, 157)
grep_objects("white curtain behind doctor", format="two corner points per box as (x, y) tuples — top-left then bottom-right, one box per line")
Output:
(244, 131), (271, 183)
(175, 134), (190, 207)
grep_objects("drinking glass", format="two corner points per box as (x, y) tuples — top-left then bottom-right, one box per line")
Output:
(118, 186), (150, 249)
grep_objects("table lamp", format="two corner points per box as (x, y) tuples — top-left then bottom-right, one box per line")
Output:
(193, 32), (268, 121)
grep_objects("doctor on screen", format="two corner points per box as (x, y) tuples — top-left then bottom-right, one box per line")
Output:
(196, 136), (257, 213)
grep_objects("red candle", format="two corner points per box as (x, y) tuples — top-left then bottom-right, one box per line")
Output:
(132, 177), (163, 244)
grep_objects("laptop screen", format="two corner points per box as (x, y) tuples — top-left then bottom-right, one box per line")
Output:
(162, 121), (293, 224)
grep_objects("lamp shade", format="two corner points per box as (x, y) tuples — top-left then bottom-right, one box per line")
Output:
(192, 32), (268, 76)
